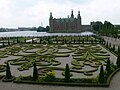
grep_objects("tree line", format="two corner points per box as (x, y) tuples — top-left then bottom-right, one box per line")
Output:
(92, 21), (119, 37)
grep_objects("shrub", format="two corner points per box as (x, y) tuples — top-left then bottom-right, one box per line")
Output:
(112, 44), (115, 52)
(106, 41), (108, 48)
(106, 58), (111, 77)
(44, 71), (55, 81)
(118, 46), (120, 54)
(5, 63), (12, 79)
(116, 53), (120, 68)
(2, 42), (5, 47)
(65, 64), (70, 82)
(99, 65), (105, 83)
(33, 63), (38, 81)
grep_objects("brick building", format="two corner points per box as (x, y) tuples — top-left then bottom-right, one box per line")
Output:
(49, 10), (82, 33)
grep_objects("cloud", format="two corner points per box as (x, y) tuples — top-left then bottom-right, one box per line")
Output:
(0, 0), (120, 28)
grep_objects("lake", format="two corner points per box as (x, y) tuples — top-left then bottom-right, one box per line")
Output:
(0, 31), (95, 37)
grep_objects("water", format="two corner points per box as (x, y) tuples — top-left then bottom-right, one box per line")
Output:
(0, 31), (95, 37)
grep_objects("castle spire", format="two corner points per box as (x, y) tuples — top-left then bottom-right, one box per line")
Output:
(78, 11), (80, 15)
(50, 12), (53, 19)
(77, 10), (81, 18)
(71, 9), (74, 18)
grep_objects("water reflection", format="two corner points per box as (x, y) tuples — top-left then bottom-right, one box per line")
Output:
(0, 31), (95, 37)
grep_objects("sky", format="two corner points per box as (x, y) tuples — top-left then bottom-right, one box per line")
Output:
(0, 0), (120, 28)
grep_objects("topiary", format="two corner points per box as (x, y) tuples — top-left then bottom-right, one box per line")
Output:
(33, 63), (38, 81)
(106, 58), (111, 77)
(99, 65), (105, 83)
(116, 53), (120, 68)
(44, 71), (55, 81)
(5, 63), (12, 79)
(65, 64), (70, 82)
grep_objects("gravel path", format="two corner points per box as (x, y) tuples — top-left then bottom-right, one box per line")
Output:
(102, 36), (120, 48)
(0, 43), (118, 90)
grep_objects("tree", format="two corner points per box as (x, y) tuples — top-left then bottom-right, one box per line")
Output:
(92, 21), (118, 36)
(65, 64), (70, 82)
(112, 44), (115, 52)
(99, 65), (105, 83)
(106, 41), (108, 48)
(106, 58), (111, 77)
(92, 21), (103, 31)
(73, 39), (75, 44)
(32, 38), (34, 43)
(24, 38), (26, 43)
(8, 40), (10, 45)
(2, 42), (5, 47)
(109, 43), (111, 48)
(33, 63), (38, 81)
(17, 37), (19, 43)
(82, 39), (84, 44)
(118, 46), (120, 54)
(46, 26), (49, 32)
(5, 63), (12, 79)
(13, 40), (15, 44)
(116, 53), (120, 68)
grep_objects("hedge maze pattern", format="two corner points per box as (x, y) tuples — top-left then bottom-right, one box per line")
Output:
(0, 42), (112, 79)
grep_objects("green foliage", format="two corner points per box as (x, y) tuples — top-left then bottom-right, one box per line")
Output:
(62, 71), (73, 77)
(112, 44), (115, 51)
(0, 65), (6, 72)
(19, 75), (32, 80)
(110, 63), (117, 72)
(17, 38), (19, 43)
(118, 46), (120, 53)
(92, 21), (118, 37)
(99, 65), (105, 83)
(106, 58), (111, 77)
(44, 71), (55, 81)
(5, 63), (12, 79)
(65, 64), (70, 82)
(0, 38), (117, 85)
(116, 53), (120, 68)
(8, 40), (10, 45)
(109, 43), (111, 48)
(106, 41), (108, 48)
(33, 63), (38, 81)
(32, 38), (34, 43)
(2, 42), (5, 47)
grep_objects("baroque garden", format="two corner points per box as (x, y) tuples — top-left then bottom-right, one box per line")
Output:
(0, 35), (119, 86)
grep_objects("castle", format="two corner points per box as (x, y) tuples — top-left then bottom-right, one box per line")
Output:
(49, 10), (83, 33)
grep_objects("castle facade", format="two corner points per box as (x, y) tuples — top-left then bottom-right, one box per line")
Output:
(49, 10), (82, 33)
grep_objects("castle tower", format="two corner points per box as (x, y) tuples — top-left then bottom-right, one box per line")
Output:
(50, 12), (53, 19)
(77, 11), (82, 31)
(49, 12), (54, 32)
(71, 9), (74, 18)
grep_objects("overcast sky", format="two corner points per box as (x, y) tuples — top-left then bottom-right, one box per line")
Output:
(0, 0), (120, 28)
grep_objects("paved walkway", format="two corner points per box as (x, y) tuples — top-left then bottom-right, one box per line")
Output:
(0, 70), (120, 90)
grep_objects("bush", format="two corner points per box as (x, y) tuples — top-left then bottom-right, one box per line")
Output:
(5, 63), (12, 79)
(106, 58), (111, 77)
(33, 63), (38, 81)
(99, 65), (105, 83)
(44, 71), (55, 81)
(116, 53), (120, 68)
(65, 64), (70, 82)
